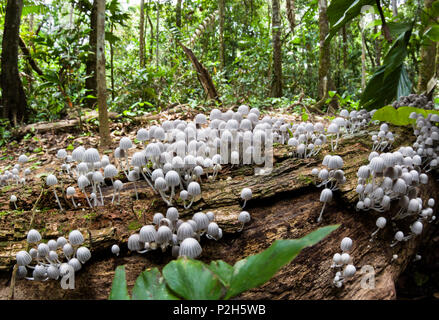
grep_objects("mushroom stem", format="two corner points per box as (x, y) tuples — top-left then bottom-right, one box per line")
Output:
(317, 202), (326, 223)
(97, 185), (104, 206)
(53, 189), (63, 211)
(133, 182), (139, 200)
(82, 190), (93, 209)
(13, 202), (17, 210)
(242, 199), (247, 209)
(71, 197), (77, 208)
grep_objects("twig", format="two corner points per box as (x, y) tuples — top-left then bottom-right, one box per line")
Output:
(8, 187), (45, 300)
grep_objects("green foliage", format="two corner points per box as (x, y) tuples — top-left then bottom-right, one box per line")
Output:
(326, 0), (375, 43)
(360, 29), (413, 110)
(372, 105), (439, 126)
(109, 266), (130, 300)
(109, 225), (338, 300)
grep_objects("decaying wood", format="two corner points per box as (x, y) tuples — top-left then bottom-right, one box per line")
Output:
(0, 125), (437, 300)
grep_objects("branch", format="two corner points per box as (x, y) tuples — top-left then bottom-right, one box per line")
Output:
(18, 36), (43, 76)
(375, 0), (392, 43)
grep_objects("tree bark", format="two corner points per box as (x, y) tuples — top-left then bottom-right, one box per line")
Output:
(139, 0), (145, 68)
(361, 31), (367, 89)
(417, 0), (437, 95)
(342, 26), (348, 69)
(3, 126), (437, 300)
(270, 0), (282, 98)
(96, 0), (111, 148)
(317, 0), (331, 100)
(219, 0), (225, 70)
(0, 0), (28, 125)
(392, 0), (398, 17)
(85, 0), (98, 108)
(176, 0), (182, 28)
(285, 0), (296, 34)
(156, 2), (160, 69)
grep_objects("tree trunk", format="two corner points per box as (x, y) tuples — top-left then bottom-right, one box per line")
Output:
(110, 23), (115, 102)
(0, 0), (28, 125)
(219, 0), (225, 70)
(179, 42), (219, 101)
(285, 0), (296, 33)
(96, 0), (111, 148)
(146, 0), (154, 60)
(270, 0), (282, 98)
(317, 0), (331, 100)
(156, 3), (160, 69)
(374, 17), (381, 66)
(3, 126), (438, 300)
(361, 31), (366, 90)
(176, 0), (182, 28)
(342, 26), (348, 69)
(392, 0), (398, 17)
(139, 0), (145, 68)
(417, 0), (437, 95)
(85, 0), (98, 108)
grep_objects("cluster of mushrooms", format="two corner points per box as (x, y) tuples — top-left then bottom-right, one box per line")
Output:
(312, 155), (346, 222)
(331, 237), (356, 288)
(1, 154), (32, 210)
(392, 94), (435, 110)
(15, 229), (90, 283)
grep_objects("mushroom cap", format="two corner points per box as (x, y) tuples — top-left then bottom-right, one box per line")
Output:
(10, 195), (17, 202)
(27, 229), (42, 243)
(333, 253), (342, 265)
(47, 265), (60, 280)
(240, 188), (252, 201)
(156, 226), (173, 245)
(395, 231), (404, 241)
(33, 265), (48, 280)
(119, 137), (133, 150)
(206, 211), (215, 221)
(320, 188), (333, 203)
(113, 180), (123, 191)
(128, 234), (143, 251)
(18, 154), (28, 163)
(154, 177), (167, 191)
(343, 264), (356, 278)
(340, 253), (350, 264)
(84, 148), (100, 164)
(72, 147), (86, 162)
(56, 149), (67, 159)
(77, 175), (90, 189)
(131, 151), (147, 167)
(179, 238), (202, 259)
(37, 243), (50, 257)
(69, 230), (84, 246)
(153, 213), (164, 225)
(16, 250), (32, 266)
(111, 244), (120, 255)
(68, 258), (82, 272)
(46, 174), (58, 186)
(17, 266), (28, 279)
(76, 246), (91, 263)
(340, 237), (353, 252)
(104, 164), (118, 178)
(136, 128), (149, 141)
(139, 225), (157, 243)
(410, 221), (423, 235)
(165, 170), (180, 187)
(166, 207), (179, 222)
(47, 239), (58, 251)
(193, 212), (210, 230)
(187, 181), (201, 196)
(207, 222), (220, 238)
(238, 211), (251, 224)
(66, 186), (76, 196)
(179, 190), (189, 200)
(56, 236), (68, 248)
(63, 243), (74, 257)
(177, 222), (195, 242)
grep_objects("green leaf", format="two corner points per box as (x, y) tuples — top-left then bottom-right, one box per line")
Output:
(425, 25), (439, 42)
(360, 29), (413, 110)
(208, 260), (234, 288)
(109, 266), (130, 300)
(163, 258), (224, 300)
(372, 106), (439, 126)
(224, 225), (339, 299)
(326, 0), (375, 43)
(132, 268), (179, 300)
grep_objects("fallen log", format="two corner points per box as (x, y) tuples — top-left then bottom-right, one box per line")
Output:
(0, 125), (437, 300)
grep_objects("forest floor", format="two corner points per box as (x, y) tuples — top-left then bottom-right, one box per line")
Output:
(0, 105), (438, 300)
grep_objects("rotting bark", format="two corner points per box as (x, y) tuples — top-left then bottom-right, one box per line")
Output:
(1, 125), (437, 300)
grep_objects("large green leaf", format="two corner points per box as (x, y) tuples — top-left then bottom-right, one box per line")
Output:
(425, 25), (439, 42)
(208, 260), (234, 288)
(360, 29), (413, 110)
(109, 266), (130, 300)
(372, 106), (439, 126)
(163, 258), (225, 300)
(131, 268), (179, 300)
(224, 225), (339, 299)
(326, 0), (375, 43)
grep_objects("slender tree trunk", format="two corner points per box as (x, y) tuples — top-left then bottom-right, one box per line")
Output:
(85, 0), (98, 108)
(110, 23), (115, 102)
(139, 0), (145, 68)
(1, 0), (28, 125)
(374, 18), (381, 66)
(342, 25), (348, 69)
(361, 31), (367, 89)
(219, 0), (225, 70)
(156, 3), (160, 69)
(270, 0), (282, 97)
(392, 0), (398, 17)
(317, 0), (331, 100)
(285, 0), (296, 33)
(176, 0), (182, 28)
(96, 0), (111, 147)
(146, 0), (154, 60)
(417, 0), (437, 95)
